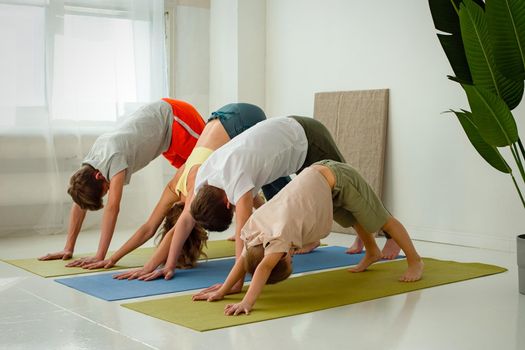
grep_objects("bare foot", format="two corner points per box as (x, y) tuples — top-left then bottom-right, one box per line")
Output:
(349, 247), (382, 273)
(399, 259), (424, 282)
(293, 241), (320, 255)
(346, 237), (364, 254)
(382, 239), (401, 260)
(226, 235), (235, 241)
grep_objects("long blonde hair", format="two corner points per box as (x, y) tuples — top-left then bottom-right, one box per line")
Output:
(155, 202), (208, 269)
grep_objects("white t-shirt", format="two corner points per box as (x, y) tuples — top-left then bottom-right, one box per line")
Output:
(194, 117), (308, 204)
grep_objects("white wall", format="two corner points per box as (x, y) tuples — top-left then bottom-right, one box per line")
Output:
(265, 0), (525, 251)
(238, 0), (266, 106)
(209, 0), (239, 111)
(209, 0), (266, 111)
(173, 3), (210, 118)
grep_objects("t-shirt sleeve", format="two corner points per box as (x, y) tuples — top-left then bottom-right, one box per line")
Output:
(263, 237), (290, 255)
(228, 173), (257, 205)
(108, 153), (129, 183)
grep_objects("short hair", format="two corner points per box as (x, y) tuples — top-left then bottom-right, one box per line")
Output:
(190, 184), (234, 232)
(67, 164), (105, 211)
(244, 244), (292, 284)
(156, 202), (208, 269)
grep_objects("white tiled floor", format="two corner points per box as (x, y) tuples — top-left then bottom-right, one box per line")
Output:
(0, 229), (523, 350)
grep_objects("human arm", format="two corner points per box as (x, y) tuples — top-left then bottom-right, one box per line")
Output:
(192, 254), (247, 302)
(224, 252), (283, 316)
(38, 203), (87, 260)
(83, 168), (183, 269)
(113, 226), (176, 279)
(198, 191), (254, 293)
(234, 192), (254, 258)
(253, 192), (265, 209)
(66, 170), (125, 267)
(138, 206), (195, 280)
(138, 165), (199, 280)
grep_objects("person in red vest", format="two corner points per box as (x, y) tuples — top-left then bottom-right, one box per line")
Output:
(39, 98), (205, 265)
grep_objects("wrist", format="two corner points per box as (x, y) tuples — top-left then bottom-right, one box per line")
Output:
(95, 253), (106, 260)
(241, 297), (254, 308)
(164, 264), (175, 271)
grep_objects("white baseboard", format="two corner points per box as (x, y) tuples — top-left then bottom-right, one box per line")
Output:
(407, 225), (517, 253)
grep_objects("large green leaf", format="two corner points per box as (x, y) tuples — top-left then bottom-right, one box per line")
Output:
(429, 0), (477, 83)
(462, 84), (519, 146)
(438, 34), (473, 83)
(452, 110), (511, 173)
(486, 0), (525, 81)
(429, 0), (463, 34)
(428, 0), (485, 33)
(460, 0), (524, 109)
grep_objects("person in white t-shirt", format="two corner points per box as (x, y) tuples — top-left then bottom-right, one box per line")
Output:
(186, 116), (345, 293)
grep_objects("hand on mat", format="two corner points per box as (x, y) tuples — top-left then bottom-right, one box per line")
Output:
(224, 301), (252, 316)
(65, 256), (102, 268)
(196, 283), (222, 295)
(38, 250), (73, 261)
(192, 290), (224, 302)
(139, 267), (174, 281)
(113, 268), (146, 280)
(83, 259), (115, 270)
(197, 282), (242, 296)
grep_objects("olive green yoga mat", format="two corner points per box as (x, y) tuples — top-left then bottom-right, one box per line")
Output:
(2, 239), (235, 278)
(122, 258), (506, 331)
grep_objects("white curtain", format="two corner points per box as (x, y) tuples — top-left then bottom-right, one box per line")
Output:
(0, 0), (167, 236)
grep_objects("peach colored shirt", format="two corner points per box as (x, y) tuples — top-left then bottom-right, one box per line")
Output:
(241, 167), (333, 256)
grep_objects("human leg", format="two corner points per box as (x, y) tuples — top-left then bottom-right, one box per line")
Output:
(348, 223), (382, 273)
(381, 217), (423, 282)
(292, 241), (320, 255)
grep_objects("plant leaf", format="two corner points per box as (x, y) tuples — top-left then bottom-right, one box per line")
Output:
(438, 34), (473, 83)
(462, 84), (519, 146)
(452, 110), (511, 173)
(429, 0), (474, 83)
(486, 0), (525, 81)
(460, 0), (524, 109)
(428, 0), (485, 33)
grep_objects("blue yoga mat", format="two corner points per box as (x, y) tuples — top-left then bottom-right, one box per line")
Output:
(55, 246), (401, 301)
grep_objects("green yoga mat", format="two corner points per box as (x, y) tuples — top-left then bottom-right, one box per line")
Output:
(2, 239), (235, 278)
(122, 258), (506, 331)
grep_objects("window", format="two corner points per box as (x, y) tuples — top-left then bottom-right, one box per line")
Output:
(0, 0), (165, 127)
(0, 3), (46, 128)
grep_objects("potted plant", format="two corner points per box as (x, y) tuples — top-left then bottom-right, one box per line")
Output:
(428, 0), (525, 294)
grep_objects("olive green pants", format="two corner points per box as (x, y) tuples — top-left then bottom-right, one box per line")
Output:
(290, 116), (346, 172)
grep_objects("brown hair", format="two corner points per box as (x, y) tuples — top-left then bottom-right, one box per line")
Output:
(244, 245), (292, 284)
(67, 164), (105, 211)
(155, 202), (208, 269)
(190, 184), (234, 232)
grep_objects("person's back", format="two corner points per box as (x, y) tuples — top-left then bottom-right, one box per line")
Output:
(241, 167), (333, 253)
(84, 100), (174, 185)
(194, 117), (308, 204)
